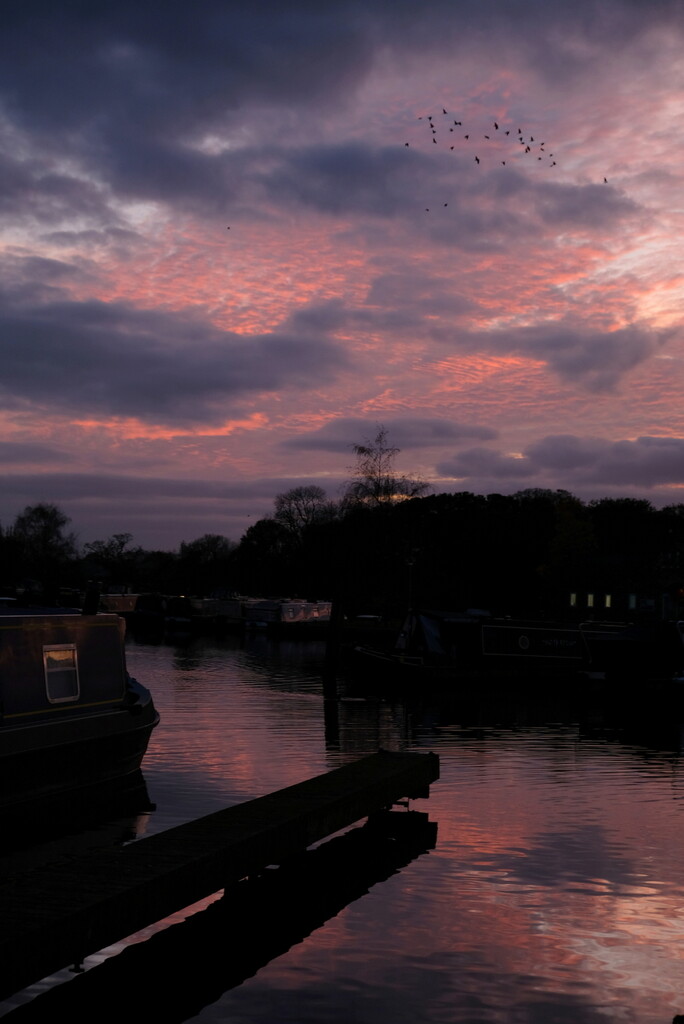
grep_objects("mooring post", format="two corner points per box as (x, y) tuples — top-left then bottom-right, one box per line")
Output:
(322, 595), (343, 696)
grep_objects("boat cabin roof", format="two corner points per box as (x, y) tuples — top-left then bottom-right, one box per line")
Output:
(0, 606), (81, 616)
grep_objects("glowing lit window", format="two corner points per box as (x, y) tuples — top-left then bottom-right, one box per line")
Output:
(604, 594), (612, 608)
(587, 593), (594, 608)
(569, 593), (577, 607)
(43, 645), (80, 703)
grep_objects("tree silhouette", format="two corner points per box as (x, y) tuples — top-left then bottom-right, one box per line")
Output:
(177, 534), (237, 595)
(9, 502), (78, 598)
(273, 486), (337, 537)
(343, 426), (429, 508)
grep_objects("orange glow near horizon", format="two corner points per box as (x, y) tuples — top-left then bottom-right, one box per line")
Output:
(70, 412), (271, 440)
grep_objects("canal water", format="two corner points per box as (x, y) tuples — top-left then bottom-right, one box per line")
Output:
(3, 629), (684, 1023)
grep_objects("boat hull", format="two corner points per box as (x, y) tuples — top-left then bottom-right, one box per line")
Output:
(1, 699), (159, 810)
(0, 610), (159, 810)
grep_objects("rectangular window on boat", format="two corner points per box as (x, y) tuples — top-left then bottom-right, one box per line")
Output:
(604, 594), (612, 608)
(43, 644), (80, 703)
(587, 593), (594, 608)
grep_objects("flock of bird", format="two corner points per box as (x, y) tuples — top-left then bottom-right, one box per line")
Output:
(406, 106), (608, 210)
(227, 105), (609, 229)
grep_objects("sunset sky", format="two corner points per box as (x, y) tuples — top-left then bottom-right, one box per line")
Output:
(3, 0), (684, 549)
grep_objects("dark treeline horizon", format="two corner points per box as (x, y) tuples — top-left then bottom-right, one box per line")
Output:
(2, 487), (684, 622)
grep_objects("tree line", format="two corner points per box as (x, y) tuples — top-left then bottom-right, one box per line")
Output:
(2, 427), (684, 621)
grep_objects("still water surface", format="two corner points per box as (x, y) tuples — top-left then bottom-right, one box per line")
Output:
(5, 630), (684, 1023)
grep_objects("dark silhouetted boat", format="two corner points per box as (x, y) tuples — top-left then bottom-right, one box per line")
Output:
(0, 607), (159, 810)
(352, 608), (684, 684)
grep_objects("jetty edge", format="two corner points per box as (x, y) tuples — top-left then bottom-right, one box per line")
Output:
(0, 810), (438, 1020)
(0, 749), (439, 1000)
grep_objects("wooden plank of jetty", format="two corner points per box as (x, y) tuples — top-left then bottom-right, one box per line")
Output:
(0, 749), (439, 1001)
(2, 811), (438, 1022)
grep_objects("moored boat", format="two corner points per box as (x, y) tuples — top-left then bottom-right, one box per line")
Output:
(243, 598), (332, 635)
(351, 608), (684, 683)
(0, 607), (159, 809)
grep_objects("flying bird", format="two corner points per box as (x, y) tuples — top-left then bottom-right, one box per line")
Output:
(409, 100), (571, 193)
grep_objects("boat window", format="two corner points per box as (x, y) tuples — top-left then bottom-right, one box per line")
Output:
(43, 645), (80, 703)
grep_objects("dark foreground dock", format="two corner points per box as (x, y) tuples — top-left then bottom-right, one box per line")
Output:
(0, 749), (439, 1001)
(3, 809), (438, 1022)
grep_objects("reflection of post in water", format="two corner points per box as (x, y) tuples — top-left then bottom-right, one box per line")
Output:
(8, 810), (437, 1023)
(325, 696), (411, 753)
(323, 689), (340, 748)
(322, 596), (343, 747)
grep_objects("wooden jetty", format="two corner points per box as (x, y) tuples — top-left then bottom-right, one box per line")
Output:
(0, 749), (439, 1001)
(3, 810), (438, 1022)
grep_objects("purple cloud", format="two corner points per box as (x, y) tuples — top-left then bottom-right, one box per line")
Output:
(283, 417), (498, 453)
(0, 279), (349, 427)
(438, 434), (684, 491)
(437, 446), (536, 480)
(450, 322), (673, 391)
(527, 434), (684, 487)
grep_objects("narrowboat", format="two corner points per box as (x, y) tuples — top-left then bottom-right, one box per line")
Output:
(242, 598), (332, 635)
(352, 608), (684, 683)
(0, 607), (159, 810)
